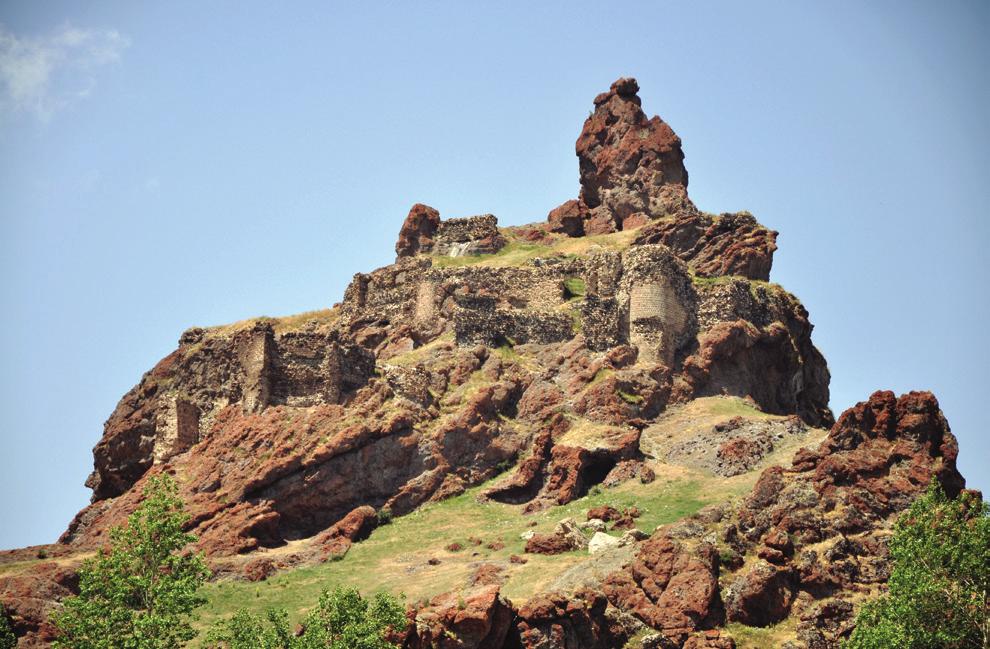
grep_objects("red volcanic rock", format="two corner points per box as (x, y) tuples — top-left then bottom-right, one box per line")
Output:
(679, 320), (832, 428)
(574, 370), (668, 425)
(524, 533), (576, 556)
(483, 416), (561, 505)
(611, 506), (642, 531)
(406, 584), (515, 649)
(516, 381), (566, 422)
(587, 505), (622, 522)
(635, 211), (778, 281)
(470, 563), (506, 587)
(85, 350), (182, 500)
(722, 390), (965, 629)
(724, 561), (797, 626)
(522, 430), (639, 513)
(577, 78), (688, 225)
(0, 562), (79, 647)
(396, 203), (441, 258)
(810, 390), (965, 503)
(314, 504), (378, 560)
(584, 210), (620, 236)
(603, 535), (721, 634)
(515, 589), (630, 649)
(547, 199), (588, 237)
(319, 505), (378, 543)
(243, 557), (277, 582)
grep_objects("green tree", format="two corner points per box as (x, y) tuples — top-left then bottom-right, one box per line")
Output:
(845, 483), (989, 649)
(1, 606), (15, 649)
(208, 587), (405, 649)
(206, 608), (294, 649)
(53, 474), (211, 649)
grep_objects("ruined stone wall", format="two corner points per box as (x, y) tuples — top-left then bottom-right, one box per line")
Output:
(433, 215), (506, 256)
(341, 257), (431, 324)
(695, 280), (805, 332)
(142, 323), (372, 472)
(617, 245), (698, 365)
(452, 293), (573, 347)
(581, 296), (624, 351)
(153, 397), (200, 464)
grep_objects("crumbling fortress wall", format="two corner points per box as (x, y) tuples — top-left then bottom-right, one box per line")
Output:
(88, 321), (374, 499)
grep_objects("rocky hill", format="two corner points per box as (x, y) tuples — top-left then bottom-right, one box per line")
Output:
(0, 78), (970, 649)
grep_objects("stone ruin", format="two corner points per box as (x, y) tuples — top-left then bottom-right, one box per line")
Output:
(395, 206), (506, 259)
(349, 234), (736, 369)
(150, 323), (374, 465)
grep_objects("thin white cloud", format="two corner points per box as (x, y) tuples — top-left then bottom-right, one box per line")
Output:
(0, 23), (129, 121)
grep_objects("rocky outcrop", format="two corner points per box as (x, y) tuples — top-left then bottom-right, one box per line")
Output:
(397, 208), (506, 260)
(397, 203), (442, 258)
(524, 518), (590, 555)
(716, 391), (964, 643)
(546, 78), (779, 284)
(575, 77), (687, 232)
(515, 589), (631, 649)
(602, 535), (722, 640)
(314, 504), (378, 559)
(86, 321), (374, 500)
(404, 585), (515, 649)
(634, 211), (778, 282)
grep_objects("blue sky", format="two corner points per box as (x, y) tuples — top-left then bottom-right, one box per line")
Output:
(0, 1), (987, 549)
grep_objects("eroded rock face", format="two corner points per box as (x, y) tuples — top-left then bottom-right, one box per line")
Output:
(545, 78), (778, 283)
(0, 562), (78, 648)
(397, 203), (442, 258)
(720, 390), (965, 635)
(515, 589), (631, 649)
(397, 208), (507, 260)
(86, 322), (374, 500)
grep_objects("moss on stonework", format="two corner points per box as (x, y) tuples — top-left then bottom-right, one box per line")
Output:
(563, 277), (586, 299)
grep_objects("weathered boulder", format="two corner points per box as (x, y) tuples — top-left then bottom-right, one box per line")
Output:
(525, 518), (589, 555)
(314, 504), (378, 559)
(723, 561), (797, 626)
(405, 584), (515, 649)
(547, 199), (588, 237)
(588, 531), (621, 555)
(603, 534), (722, 635)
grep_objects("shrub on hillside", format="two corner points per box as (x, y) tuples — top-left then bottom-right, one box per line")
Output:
(845, 483), (989, 648)
(208, 586), (405, 649)
(1, 606), (15, 649)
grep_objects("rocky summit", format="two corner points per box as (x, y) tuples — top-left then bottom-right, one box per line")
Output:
(0, 78), (972, 649)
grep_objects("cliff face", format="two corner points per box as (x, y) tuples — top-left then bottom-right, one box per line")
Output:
(0, 78), (969, 649)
